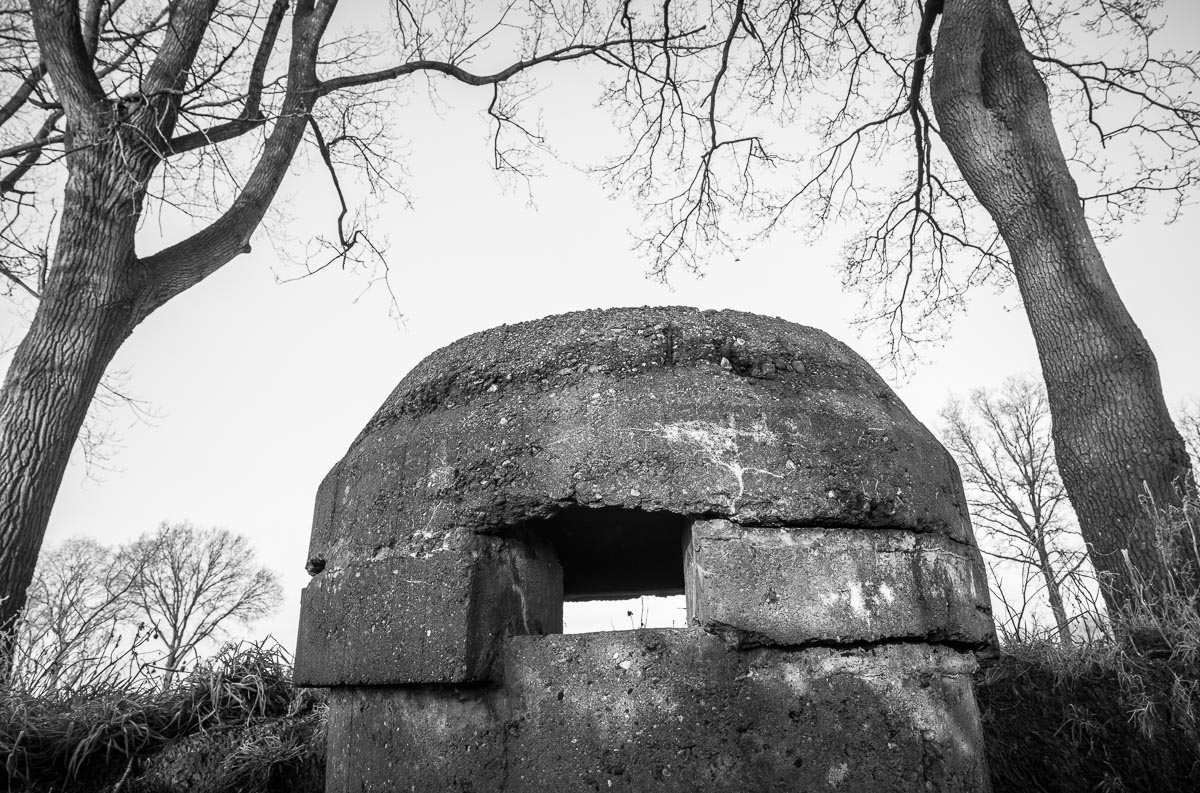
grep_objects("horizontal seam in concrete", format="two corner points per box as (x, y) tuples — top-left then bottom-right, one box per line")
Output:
(704, 623), (993, 654)
(723, 520), (977, 549)
(319, 680), (503, 693)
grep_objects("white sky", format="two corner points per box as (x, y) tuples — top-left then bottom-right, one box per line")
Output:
(5, 0), (1199, 648)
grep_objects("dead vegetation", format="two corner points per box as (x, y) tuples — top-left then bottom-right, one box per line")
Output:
(4, 497), (1199, 791)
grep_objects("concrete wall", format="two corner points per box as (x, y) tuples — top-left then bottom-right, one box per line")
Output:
(325, 631), (988, 792)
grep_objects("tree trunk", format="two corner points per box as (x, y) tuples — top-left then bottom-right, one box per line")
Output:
(162, 641), (180, 688)
(0, 1), (330, 680)
(0, 146), (143, 652)
(931, 0), (1196, 618)
(1032, 531), (1072, 643)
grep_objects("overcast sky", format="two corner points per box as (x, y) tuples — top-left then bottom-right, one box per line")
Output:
(4, 0), (1199, 647)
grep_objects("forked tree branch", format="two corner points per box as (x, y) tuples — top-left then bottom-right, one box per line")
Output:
(142, 0), (220, 100)
(29, 0), (108, 121)
(136, 8), (702, 322)
(243, 0), (289, 120)
(134, 0), (340, 321)
(165, 0), (289, 155)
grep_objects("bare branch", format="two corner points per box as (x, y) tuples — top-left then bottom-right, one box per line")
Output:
(0, 109), (62, 195)
(307, 114), (355, 251)
(941, 376), (1098, 643)
(135, 0), (341, 320)
(0, 64), (47, 130)
(163, 0), (289, 156)
(0, 260), (39, 299)
(317, 28), (704, 96)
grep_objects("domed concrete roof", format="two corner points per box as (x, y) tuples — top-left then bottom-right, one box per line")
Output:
(306, 306), (974, 571)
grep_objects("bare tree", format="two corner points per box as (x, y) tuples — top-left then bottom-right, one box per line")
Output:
(1, 0), (1193, 651)
(607, 0), (1198, 615)
(122, 521), (280, 685)
(941, 377), (1096, 643)
(984, 559), (1052, 645)
(0, 0), (697, 647)
(7, 536), (137, 690)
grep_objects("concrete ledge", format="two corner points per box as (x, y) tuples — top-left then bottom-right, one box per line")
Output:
(295, 538), (562, 685)
(685, 520), (993, 647)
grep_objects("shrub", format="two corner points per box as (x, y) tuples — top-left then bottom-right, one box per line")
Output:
(1, 640), (305, 791)
(979, 486), (1200, 792)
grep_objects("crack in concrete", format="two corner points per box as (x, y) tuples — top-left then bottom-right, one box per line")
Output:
(640, 419), (785, 511)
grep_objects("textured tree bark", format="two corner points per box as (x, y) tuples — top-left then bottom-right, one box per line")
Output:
(0, 1), (332, 668)
(931, 0), (1196, 616)
(0, 146), (142, 643)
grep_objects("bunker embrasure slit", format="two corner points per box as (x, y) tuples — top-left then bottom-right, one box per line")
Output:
(519, 506), (688, 601)
(518, 506), (690, 633)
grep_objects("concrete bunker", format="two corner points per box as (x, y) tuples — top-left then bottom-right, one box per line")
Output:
(295, 306), (996, 791)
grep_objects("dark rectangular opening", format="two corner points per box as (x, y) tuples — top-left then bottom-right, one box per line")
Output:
(520, 506), (688, 601)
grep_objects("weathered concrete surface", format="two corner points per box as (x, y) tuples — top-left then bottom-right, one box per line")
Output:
(324, 630), (990, 792)
(685, 520), (993, 647)
(295, 536), (562, 685)
(304, 307), (975, 574)
(326, 684), (506, 792)
(298, 307), (995, 791)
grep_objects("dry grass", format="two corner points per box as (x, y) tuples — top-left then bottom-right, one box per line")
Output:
(979, 487), (1200, 792)
(1, 640), (303, 791)
(4, 491), (1199, 791)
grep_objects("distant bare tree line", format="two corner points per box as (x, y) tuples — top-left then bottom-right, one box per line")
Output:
(8, 522), (279, 692)
(943, 377), (1200, 646)
(14, 379), (1197, 665)
(0, 0), (1196, 657)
